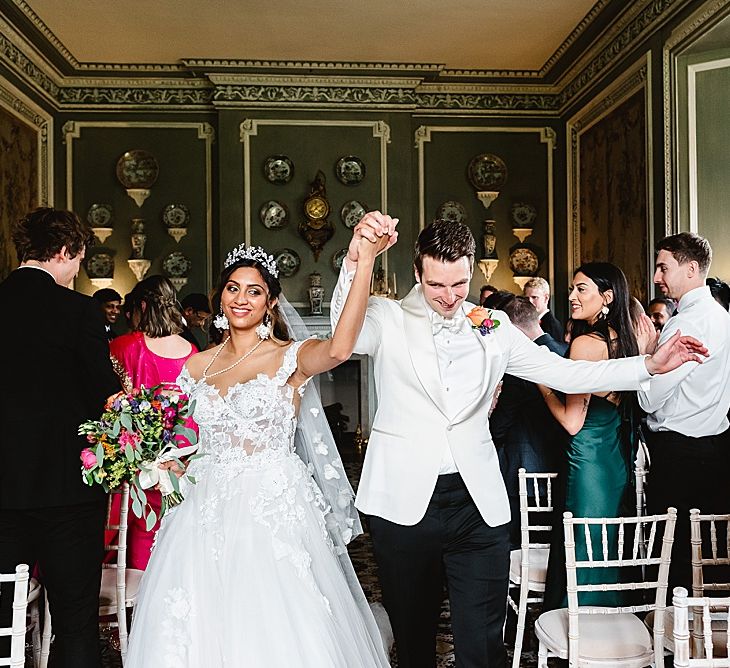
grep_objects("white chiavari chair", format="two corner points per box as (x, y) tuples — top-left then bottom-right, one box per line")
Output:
(649, 510), (730, 659)
(689, 510), (730, 658)
(506, 468), (558, 668)
(535, 507), (677, 668)
(672, 586), (730, 666)
(0, 563), (31, 668)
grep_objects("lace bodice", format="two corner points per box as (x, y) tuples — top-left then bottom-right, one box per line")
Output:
(178, 341), (308, 474)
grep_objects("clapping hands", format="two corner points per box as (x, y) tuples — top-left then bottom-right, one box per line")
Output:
(635, 313), (659, 355)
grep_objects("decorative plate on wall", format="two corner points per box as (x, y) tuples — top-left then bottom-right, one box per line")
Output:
(467, 153), (508, 191)
(85, 252), (115, 279)
(162, 203), (190, 228)
(263, 155), (294, 184)
(274, 248), (301, 278)
(335, 156), (365, 185)
(510, 202), (537, 228)
(509, 247), (539, 276)
(259, 200), (289, 229)
(87, 203), (114, 228)
(435, 200), (467, 223)
(116, 150), (159, 189)
(340, 200), (367, 229)
(162, 251), (192, 278)
(332, 248), (348, 273)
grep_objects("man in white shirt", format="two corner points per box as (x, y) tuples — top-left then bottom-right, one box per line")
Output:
(331, 213), (706, 668)
(639, 232), (730, 590)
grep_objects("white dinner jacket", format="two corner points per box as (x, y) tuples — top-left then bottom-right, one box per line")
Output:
(331, 276), (652, 527)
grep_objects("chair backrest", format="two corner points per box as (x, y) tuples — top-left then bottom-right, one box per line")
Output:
(104, 483), (130, 597)
(672, 586), (730, 667)
(689, 510), (730, 657)
(690, 510), (730, 597)
(517, 468), (558, 553)
(0, 563), (30, 667)
(563, 508), (677, 666)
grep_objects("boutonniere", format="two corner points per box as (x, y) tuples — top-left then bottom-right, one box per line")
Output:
(466, 307), (501, 336)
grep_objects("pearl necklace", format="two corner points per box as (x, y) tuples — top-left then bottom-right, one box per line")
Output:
(202, 337), (265, 380)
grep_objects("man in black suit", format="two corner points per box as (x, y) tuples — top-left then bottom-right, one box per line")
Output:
(523, 276), (564, 342)
(489, 295), (567, 548)
(0, 208), (120, 667)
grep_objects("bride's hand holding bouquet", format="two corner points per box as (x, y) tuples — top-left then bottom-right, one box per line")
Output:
(78, 384), (201, 529)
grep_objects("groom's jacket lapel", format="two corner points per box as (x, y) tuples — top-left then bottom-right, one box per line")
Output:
(401, 285), (449, 419)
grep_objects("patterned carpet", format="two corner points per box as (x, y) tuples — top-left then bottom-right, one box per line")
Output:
(27, 457), (552, 667)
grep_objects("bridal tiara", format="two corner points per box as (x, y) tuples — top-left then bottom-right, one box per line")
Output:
(224, 243), (279, 277)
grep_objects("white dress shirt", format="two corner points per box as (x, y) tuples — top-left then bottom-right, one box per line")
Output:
(638, 285), (730, 437)
(428, 299), (485, 473)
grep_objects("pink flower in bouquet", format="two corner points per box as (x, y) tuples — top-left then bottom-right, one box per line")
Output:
(119, 430), (141, 453)
(80, 448), (98, 470)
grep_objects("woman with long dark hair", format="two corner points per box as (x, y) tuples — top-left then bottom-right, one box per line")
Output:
(126, 236), (393, 667)
(540, 262), (652, 610)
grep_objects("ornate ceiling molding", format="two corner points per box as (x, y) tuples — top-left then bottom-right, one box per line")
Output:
(0, 0), (697, 113)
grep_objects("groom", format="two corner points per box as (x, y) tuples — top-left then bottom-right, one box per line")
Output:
(331, 213), (706, 667)
(0, 208), (121, 667)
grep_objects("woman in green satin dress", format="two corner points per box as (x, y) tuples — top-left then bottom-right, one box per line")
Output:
(539, 262), (655, 611)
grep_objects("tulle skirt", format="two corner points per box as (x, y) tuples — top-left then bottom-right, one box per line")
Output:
(125, 453), (390, 667)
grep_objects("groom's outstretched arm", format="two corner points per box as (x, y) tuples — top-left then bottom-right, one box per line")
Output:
(502, 317), (706, 394)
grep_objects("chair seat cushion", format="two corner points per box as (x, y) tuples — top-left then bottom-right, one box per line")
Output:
(509, 547), (549, 587)
(99, 568), (144, 609)
(535, 608), (653, 661)
(646, 607), (728, 657)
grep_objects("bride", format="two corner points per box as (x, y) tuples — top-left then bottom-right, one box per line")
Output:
(126, 231), (395, 667)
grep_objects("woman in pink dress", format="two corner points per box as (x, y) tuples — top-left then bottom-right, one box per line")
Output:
(108, 275), (198, 569)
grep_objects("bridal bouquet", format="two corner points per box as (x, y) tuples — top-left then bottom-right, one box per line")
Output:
(79, 385), (200, 529)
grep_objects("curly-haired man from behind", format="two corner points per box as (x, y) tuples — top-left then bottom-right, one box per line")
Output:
(0, 208), (120, 667)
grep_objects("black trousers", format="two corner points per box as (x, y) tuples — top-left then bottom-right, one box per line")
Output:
(369, 473), (509, 668)
(646, 428), (730, 593)
(0, 502), (106, 668)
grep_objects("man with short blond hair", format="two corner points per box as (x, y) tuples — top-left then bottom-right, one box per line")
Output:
(523, 276), (563, 341)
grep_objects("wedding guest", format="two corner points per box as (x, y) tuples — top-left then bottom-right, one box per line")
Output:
(479, 284), (498, 306)
(640, 233), (730, 591)
(523, 276), (564, 341)
(180, 292), (212, 350)
(331, 214), (705, 668)
(707, 276), (730, 310)
(0, 208), (120, 667)
(489, 295), (566, 548)
(92, 287), (122, 341)
(647, 297), (676, 332)
(122, 287), (142, 331)
(108, 275), (197, 570)
(540, 262), (653, 610)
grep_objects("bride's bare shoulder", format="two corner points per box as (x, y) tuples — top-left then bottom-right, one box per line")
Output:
(184, 345), (221, 380)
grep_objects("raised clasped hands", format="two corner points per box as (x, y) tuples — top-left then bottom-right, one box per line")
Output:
(644, 329), (709, 375)
(347, 211), (399, 267)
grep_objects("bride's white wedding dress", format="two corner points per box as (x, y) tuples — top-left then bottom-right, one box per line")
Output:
(126, 342), (390, 667)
